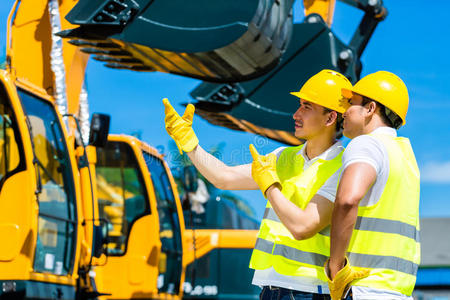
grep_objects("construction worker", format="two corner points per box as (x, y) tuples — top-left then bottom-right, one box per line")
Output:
(163, 70), (355, 299)
(324, 71), (420, 300)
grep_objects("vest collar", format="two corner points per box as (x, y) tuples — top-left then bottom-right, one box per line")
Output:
(298, 140), (344, 163)
(369, 126), (397, 137)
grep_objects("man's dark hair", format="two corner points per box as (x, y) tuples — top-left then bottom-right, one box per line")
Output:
(362, 96), (402, 129)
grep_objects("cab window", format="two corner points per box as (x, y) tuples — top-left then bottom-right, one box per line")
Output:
(19, 90), (77, 275)
(143, 152), (182, 294)
(96, 141), (150, 255)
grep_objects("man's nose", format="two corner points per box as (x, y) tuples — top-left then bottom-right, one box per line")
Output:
(293, 108), (301, 119)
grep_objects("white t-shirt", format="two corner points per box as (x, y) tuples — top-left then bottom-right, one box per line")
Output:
(341, 127), (413, 300)
(252, 141), (344, 294)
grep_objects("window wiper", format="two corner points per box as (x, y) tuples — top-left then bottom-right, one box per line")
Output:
(35, 157), (63, 188)
(25, 117), (63, 196)
(25, 116), (43, 196)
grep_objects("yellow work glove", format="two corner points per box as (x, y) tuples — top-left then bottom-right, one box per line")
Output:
(249, 144), (281, 197)
(325, 257), (370, 300)
(163, 98), (199, 154)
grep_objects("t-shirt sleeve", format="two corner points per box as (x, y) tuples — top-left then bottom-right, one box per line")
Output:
(342, 135), (385, 175)
(271, 146), (287, 160)
(316, 168), (341, 202)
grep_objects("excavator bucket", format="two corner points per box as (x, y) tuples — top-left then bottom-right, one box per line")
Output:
(60, 0), (294, 83)
(189, 15), (361, 145)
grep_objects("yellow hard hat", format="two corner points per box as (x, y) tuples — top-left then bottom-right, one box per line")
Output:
(341, 71), (409, 125)
(290, 69), (352, 113)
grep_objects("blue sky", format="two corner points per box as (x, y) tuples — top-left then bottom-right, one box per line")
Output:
(1, 1), (450, 219)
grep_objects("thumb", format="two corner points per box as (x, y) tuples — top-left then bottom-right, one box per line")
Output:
(249, 144), (259, 160)
(182, 104), (195, 123)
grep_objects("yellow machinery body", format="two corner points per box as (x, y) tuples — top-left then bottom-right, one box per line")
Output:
(94, 134), (186, 299)
(94, 134), (258, 299)
(0, 69), (88, 294)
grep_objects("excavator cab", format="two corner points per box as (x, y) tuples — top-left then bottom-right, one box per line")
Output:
(94, 134), (185, 299)
(0, 72), (85, 299)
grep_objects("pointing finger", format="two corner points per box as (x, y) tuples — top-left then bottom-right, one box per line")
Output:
(163, 98), (178, 117)
(249, 144), (259, 160)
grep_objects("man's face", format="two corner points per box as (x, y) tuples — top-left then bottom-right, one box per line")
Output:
(293, 99), (332, 140)
(342, 94), (367, 139)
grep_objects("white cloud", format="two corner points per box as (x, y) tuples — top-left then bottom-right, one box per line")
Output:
(420, 161), (450, 183)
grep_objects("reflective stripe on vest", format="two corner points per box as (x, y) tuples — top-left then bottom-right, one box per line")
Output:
(273, 244), (328, 267)
(348, 252), (418, 276)
(254, 236), (330, 267)
(347, 133), (420, 296)
(355, 216), (420, 242)
(254, 238), (274, 254)
(249, 144), (343, 280)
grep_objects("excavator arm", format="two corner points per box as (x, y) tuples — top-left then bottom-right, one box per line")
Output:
(6, 0), (89, 121)
(190, 0), (387, 145)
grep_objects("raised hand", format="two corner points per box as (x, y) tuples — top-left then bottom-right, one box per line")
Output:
(163, 98), (199, 154)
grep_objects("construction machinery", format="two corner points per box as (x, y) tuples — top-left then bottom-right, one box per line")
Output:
(0, 0), (387, 298)
(0, 0), (111, 297)
(0, 1), (259, 296)
(94, 135), (259, 299)
(93, 134), (186, 299)
(0, 70), (105, 299)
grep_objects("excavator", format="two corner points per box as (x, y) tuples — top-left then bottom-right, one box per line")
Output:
(0, 1), (258, 296)
(0, 0), (386, 299)
(94, 134), (259, 299)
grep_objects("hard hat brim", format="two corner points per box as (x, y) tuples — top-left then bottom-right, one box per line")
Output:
(290, 91), (302, 98)
(290, 91), (346, 113)
(290, 91), (318, 106)
(341, 88), (354, 99)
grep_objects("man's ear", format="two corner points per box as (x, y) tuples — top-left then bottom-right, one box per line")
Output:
(366, 101), (377, 117)
(326, 111), (338, 127)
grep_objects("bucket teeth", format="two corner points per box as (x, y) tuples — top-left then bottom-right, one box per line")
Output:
(105, 63), (154, 72)
(93, 55), (141, 64)
(80, 48), (130, 57)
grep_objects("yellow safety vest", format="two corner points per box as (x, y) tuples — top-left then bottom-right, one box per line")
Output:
(348, 133), (420, 296)
(250, 144), (343, 283)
